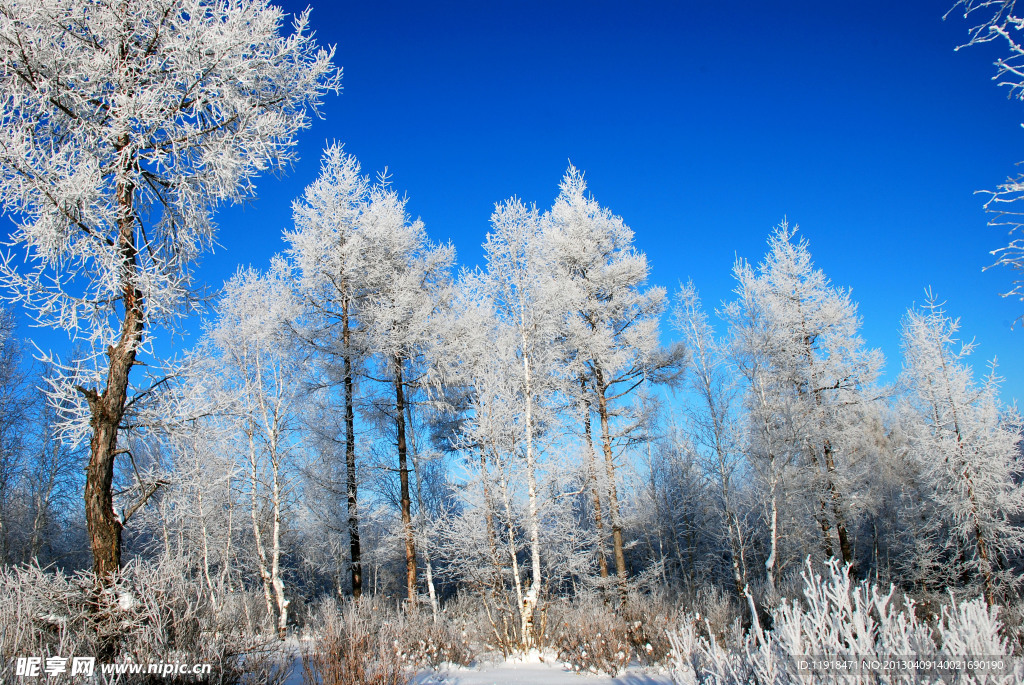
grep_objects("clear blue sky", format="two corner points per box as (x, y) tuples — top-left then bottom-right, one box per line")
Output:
(23, 1), (1024, 401)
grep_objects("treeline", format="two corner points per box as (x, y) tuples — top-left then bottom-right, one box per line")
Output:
(7, 146), (1024, 647)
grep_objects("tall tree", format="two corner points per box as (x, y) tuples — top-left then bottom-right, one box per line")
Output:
(674, 282), (749, 603)
(473, 197), (565, 643)
(544, 165), (681, 601)
(900, 292), (1024, 606)
(286, 144), (369, 598)
(210, 263), (307, 639)
(355, 181), (454, 607)
(725, 223), (882, 576)
(0, 0), (339, 579)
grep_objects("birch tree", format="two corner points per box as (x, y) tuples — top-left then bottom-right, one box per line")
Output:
(0, 0), (339, 578)
(472, 197), (566, 644)
(211, 264), (307, 639)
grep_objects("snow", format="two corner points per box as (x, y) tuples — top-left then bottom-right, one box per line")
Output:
(282, 652), (675, 685)
(409, 658), (675, 685)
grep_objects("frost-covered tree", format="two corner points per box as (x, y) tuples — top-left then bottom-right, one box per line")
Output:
(674, 282), (750, 601)
(900, 293), (1024, 605)
(725, 223), (883, 584)
(431, 276), (528, 644)
(140, 416), (239, 610)
(286, 144), (369, 597)
(465, 197), (567, 643)
(544, 165), (681, 601)
(210, 263), (307, 639)
(0, 0), (339, 578)
(355, 181), (454, 606)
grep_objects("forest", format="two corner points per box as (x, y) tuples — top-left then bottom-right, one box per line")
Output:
(2, 0), (1024, 684)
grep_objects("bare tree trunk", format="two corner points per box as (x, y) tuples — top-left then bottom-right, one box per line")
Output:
(822, 439), (854, 568)
(522, 350), (542, 645)
(85, 286), (135, 574)
(270, 459), (288, 639)
(198, 487), (218, 609)
(765, 462), (779, 597)
(342, 299), (362, 598)
(579, 389), (610, 583)
(247, 420), (276, 631)
(719, 471), (748, 603)
(394, 357), (417, 606)
(407, 399), (438, 621)
(500, 474), (525, 644)
(83, 193), (142, 581)
(221, 471), (235, 594)
(595, 368), (628, 603)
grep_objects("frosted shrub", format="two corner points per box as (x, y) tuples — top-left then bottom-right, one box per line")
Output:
(395, 608), (475, 669)
(301, 598), (476, 684)
(668, 559), (1024, 684)
(0, 560), (284, 683)
(623, 591), (681, 666)
(301, 600), (407, 685)
(690, 585), (741, 648)
(438, 591), (495, 653)
(549, 599), (632, 676)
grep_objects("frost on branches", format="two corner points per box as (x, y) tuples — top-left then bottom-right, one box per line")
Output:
(723, 223), (883, 593)
(0, 0), (339, 578)
(899, 292), (1024, 606)
(669, 559), (1024, 685)
(950, 0), (1024, 305)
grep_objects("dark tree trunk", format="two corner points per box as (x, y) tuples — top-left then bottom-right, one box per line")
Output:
(395, 357), (417, 605)
(595, 368), (628, 603)
(823, 439), (855, 570)
(81, 131), (144, 663)
(83, 132), (143, 581)
(342, 299), (362, 598)
(580, 398), (609, 583)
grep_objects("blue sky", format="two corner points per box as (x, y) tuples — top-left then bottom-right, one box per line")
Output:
(22, 1), (1024, 401)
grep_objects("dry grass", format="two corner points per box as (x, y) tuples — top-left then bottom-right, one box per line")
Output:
(0, 559), (287, 684)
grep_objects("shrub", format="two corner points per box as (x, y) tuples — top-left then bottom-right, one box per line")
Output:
(395, 608), (475, 669)
(300, 597), (477, 685)
(669, 559), (1024, 684)
(0, 559), (286, 684)
(622, 590), (685, 666)
(548, 599), (632, 676)
(301, 601), (407, 685)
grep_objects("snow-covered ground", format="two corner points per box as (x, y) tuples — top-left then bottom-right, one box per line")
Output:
(411, 662), (674, 685)
(409, 652), (674, 685)
(283, 649), (676, 685)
